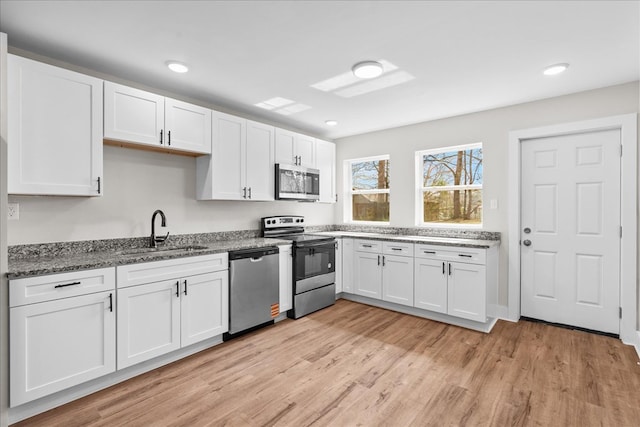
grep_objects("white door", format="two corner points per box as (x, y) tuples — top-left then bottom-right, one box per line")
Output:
(164, 98), (212, 154)
(9, 55), (103, 196)
(274, 128), (296, 165)
(414, 258), (447, 313)
(354, 252), (382, 299)
(520, 129), (621, 334)
(210, 111), (245, 200)
(382, 255), (414, 306)
(104, 81), (164, 147)
(181, 271), (228, 347)
(448, 262), (486, 322)
(295, 133), (316, 168)
(10, 291), (116, 406)
(316, 140), (336, 203)
(117, 280), (181, 369)
(245, 120), (275, 201)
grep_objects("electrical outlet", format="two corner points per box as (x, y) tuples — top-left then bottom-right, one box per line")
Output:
(8, 203), (19, 220)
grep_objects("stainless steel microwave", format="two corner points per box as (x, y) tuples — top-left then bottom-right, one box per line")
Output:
(275, 164), (320, 201)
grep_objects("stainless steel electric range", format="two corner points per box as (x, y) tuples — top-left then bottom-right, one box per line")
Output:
(261, 216), (336, 319)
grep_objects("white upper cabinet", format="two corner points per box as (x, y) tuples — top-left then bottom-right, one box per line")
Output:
(315, 139), (336, 203)
(104, 81), (211, 155)
(103, 82), (164, 147)
(164, 98), (212, 153)
(8, 54), (103, 196)
(275, 128), (316, 168)
(197, 112), (274, 201)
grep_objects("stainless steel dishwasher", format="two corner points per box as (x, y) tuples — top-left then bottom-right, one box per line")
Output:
(224, 246), (279, 340)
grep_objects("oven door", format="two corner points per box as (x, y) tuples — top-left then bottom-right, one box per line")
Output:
(294, 240), (336, 294)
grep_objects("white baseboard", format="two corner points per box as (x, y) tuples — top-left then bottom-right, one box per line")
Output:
(341, 293), (497, 333)
(9, 335), (224, 424)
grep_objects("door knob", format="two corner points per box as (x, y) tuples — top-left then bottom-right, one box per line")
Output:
(523, 227), (531, 234)
(523, 239), (532, 246)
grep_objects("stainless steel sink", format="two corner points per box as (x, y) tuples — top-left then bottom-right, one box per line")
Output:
(115, 245), (209, 256)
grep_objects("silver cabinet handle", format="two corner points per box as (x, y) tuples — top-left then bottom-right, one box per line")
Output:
(243, 187), (247, 199)
(248, 187), (252, 199)
(377, 255), (381, 265)
(382, 255), (386, 266)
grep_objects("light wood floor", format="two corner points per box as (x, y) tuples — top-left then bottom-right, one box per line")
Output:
(15, 300), (640, 426)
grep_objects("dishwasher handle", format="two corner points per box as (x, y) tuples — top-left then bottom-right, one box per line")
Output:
(250, 256), (264, 262)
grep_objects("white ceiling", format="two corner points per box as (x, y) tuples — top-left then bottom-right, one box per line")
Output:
(0, 1), (638, 140)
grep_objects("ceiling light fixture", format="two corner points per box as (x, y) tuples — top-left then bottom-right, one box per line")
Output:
(543, 63), (569, 76)
(352, 61), (384, 79)
(166, 61), (189, 73)
(325, 120), (338, 126)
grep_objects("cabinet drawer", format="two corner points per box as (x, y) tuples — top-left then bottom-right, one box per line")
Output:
(415, 244), (486, 264)
(355, 239), (382, 253)
(383, 241), (414, 257)
(10, 268), (115, 307)
(117, 253), (228, 288)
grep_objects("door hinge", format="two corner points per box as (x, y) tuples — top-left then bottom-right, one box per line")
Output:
(619, 306), (622, 319)
(620, 226), (622, 238)
(620, 144), (623, 157)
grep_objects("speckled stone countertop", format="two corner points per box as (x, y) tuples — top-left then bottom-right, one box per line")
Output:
(8, 231), (290, 279)
(315, 231), (498, 249)
(315, 225), (500, 249)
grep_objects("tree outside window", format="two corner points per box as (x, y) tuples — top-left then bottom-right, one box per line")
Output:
(417, 144), (482, 225)
(346, 156), (390, 222)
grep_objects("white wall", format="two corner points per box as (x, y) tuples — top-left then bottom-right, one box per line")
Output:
(334, 81), (639, 314)
(7, 145), (334, 245)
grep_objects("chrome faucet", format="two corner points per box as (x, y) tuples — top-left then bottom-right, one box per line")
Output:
(150, 209), (169, 248)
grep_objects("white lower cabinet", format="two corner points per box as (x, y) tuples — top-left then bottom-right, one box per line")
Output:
(354, 251), (382, 299)
(278, 244), (293, 313)
(382, 254), (414, 306)
(341, 238), (354, 293)
(116, 254), (229, 369)
(9, 269), (116, 407)
(414, 244), (488, 322)
(334, 239), (342, 293)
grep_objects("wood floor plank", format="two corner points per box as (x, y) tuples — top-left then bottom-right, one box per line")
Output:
(13, 300), (640, 427)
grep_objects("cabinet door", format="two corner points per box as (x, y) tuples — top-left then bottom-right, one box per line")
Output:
(117, 280), (181, 369)
(10, 291), (115, 406)
(104, 81), (164, 147)
(245, 120), (275, 201)
(295, 133), (316, 168)
(334, 239), (343, 294)
(208, 111), (246, 200)
(164, 98), (212, 154)
(8, 55), (103, 196)
(279, 245), (293, 312)
(181, 271), (228, 347)
(274, 128), (296, 165)
(382, 255), (414, 307)
(414, 258), (447, 313)
(448, 262), (486, 322)
(316, 140), (336, 203)
(342, 238), (354, 293)
(354, 252), (382, 299)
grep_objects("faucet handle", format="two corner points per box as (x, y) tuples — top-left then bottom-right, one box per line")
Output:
(155, 231), (170, 243)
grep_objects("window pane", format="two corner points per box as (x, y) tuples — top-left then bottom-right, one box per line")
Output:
(352, 193), (389, 222)
(422, 148), (482, 187)
(352, 159), (389, 190)
(423, 189), (482, 224)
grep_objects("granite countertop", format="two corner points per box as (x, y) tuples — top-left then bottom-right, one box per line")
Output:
(8, 238), (289, 280)
(314, 231), (500, 249)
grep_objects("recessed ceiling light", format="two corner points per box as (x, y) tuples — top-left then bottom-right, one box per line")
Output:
(166, 61), (189, 73)
(543, 63), (569, 76)
(325, 120), (338, 126)
(352, 61), (384, 79)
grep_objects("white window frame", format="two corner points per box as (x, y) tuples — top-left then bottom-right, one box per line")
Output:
(344, 154), (390, 224)
(415, 143), (483, 228)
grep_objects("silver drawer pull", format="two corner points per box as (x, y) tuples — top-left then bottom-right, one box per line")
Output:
(423, 251), (436, 254)
(362, 244), (372, 248)
(458, 254), (473, 258)
(54, 281), (81, 289)
(391, 247), (402, 251)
